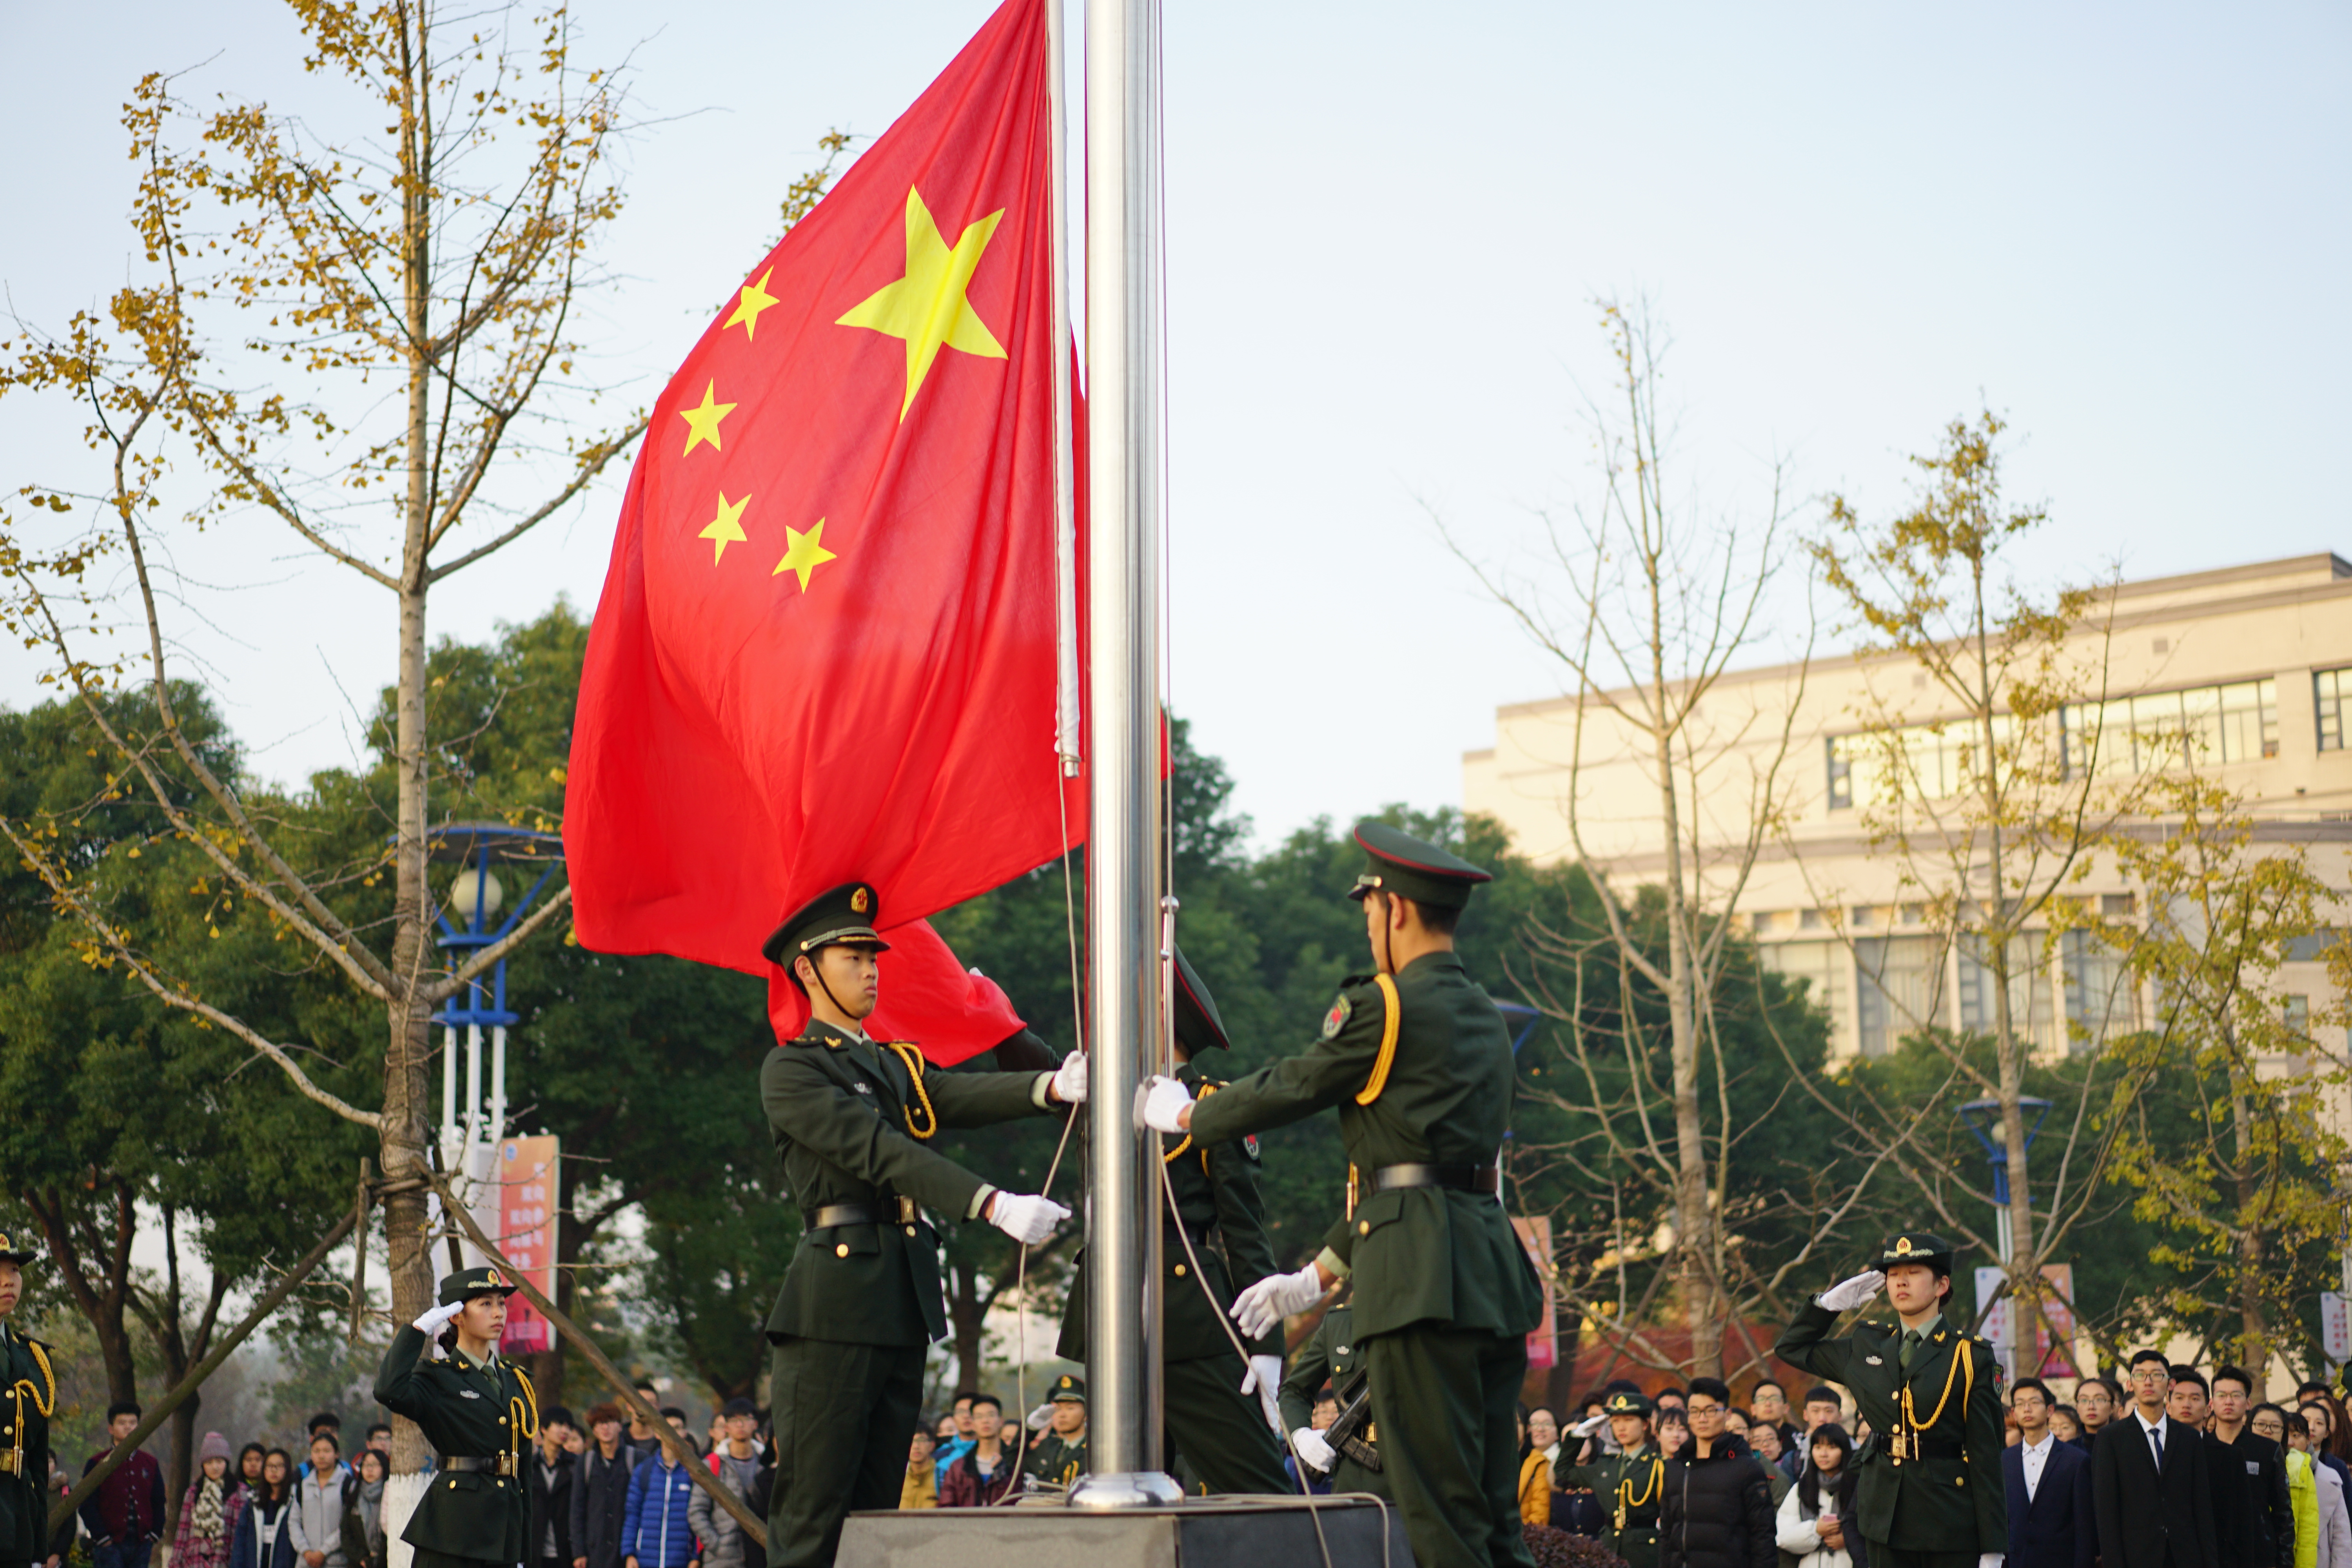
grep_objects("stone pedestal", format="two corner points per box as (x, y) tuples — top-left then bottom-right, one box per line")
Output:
(836, 1497), (1412, 1568)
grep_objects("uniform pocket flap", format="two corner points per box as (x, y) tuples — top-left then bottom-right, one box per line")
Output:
(808, 1225), (880, 1257)
(1353, 1187), (1408, 1235)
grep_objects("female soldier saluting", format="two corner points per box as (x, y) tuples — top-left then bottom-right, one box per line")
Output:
(373, 1268), (537, 1568)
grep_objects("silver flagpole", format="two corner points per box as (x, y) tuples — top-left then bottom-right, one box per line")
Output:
(1070, 0), (1175, 1508)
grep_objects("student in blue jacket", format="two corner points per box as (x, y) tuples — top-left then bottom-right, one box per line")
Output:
(621, 1422), (700, 1568)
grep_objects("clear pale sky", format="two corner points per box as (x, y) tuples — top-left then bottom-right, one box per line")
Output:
(2, 0), (2345, 849)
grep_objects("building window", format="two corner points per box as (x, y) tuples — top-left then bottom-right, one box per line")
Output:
(1855, 935), (1945, 1058)
(1957, 933), (2060, 1054)
(1826, 737), (1852, 809)
(2060, 929), (2137, 1052)
(1826, 717), (2014, 811)
(2318, 669), (2352, 751)
(2062, 678), (2277, 775)
(1761, 940), (1850, 1050)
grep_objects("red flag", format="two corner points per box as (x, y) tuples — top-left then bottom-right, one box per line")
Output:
(565, 0), (1078, 977)
(764, 919), (1029, 1067)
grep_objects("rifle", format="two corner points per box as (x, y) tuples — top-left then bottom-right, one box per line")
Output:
(1320, 1370), (1382, 1473)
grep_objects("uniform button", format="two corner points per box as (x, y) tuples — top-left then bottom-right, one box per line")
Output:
(1359, 1221), (1370, 1235)
(1173, 1264), (1187, 1278)
(836, 1243), (850, 1258)
(904, 1226), (917, 1238)
(499, 1416), (507, 1425)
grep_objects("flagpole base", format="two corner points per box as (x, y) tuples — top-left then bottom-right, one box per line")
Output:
(837, 1496), (1410, 1568)
(1064, 1471), (1185, 1510)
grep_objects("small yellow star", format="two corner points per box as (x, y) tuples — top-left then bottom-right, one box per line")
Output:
(773, 517), (838, 592)
(699, 492), (750, 564)
(726, 267), (779, 341)
(837, 188), (1007, 420)
(676, 381), (736, 457)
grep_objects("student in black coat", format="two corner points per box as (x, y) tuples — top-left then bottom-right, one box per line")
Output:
(2002, 1379), (2094, 1568)
(527, 1411), (578, 1568)
(2091, 1351), (2219, 1568)
(567, 1406), (638, 1568)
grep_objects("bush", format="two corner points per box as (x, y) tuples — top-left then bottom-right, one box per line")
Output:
(1523, 1523), (1627, 1568)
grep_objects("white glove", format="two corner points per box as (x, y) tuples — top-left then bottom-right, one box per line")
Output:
(1290, 1427), (1336, 1474)
(1240, 1355), (1285, 1432)
(987, 1192), (1070, 1246)
(1818, 1269), (1886, 1313)
(1978, 1556), (2003, 1568)
(1050, 1051), (1088, 1105)
(1140, 1073), (1195, 1134)
(412, 1301), (465, 1336)
(1230, 1263), (1327, 1339)
(1025, 1403), (1053, 1434)
(1571, 1413), (1608, 1438)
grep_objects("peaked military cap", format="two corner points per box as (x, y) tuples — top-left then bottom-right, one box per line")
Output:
(438, 1265), (521, 1307)
(761, 880), (892, 967)
(1345, 820), (1493, 911)
(1171, 946), (1229, 1054)
(1049, 1372), (1087, 1404)
(0, 1230), (40, 1267)
(1601, 1390), (1654, 1418)
(1877, 1231), (1955, 1276)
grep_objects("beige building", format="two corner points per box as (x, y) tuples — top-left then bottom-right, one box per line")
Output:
(1464, 553), (2352, 1062)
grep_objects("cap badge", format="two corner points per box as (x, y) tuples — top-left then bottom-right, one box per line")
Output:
(851, 887), (871, 914)
(1895, 1236), (1911, 1254)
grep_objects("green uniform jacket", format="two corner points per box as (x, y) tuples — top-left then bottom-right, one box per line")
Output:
(760, 1020), (1054, 1347)
(1276, 1304), (1387, 1497)
(1020, 1431), (1087, 1489)
(1058, 1063), (1283, 1364)
(1186, 953), (1543, 1341)
(1558, 1446), (1663, 1568)
(372, 1327), (536, 1564)
(1774, 1301), (2005, 1553)
(0, 1325), (56, 1564)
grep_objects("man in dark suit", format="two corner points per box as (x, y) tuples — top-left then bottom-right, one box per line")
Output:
(2091, 1350), (2219, 1568)
(2004, 1377), (2094, 1568)
(2203, 1365), (2293, 1568)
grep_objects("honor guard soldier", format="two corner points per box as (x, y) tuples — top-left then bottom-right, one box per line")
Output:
(1019, 1374), (1090, 1490)
(373, 1267), (538, 1568)
(1057, 947), (1288, 1495)
(759, 881), (1086, 1568)
(1775, 1234), (2005, 1568)
(0, 1233), (57, 1568)
(1279, 1300), (1390, 1499)
(1143, 822), (1545, 1568)
(1556, 1392), (1662, 1568)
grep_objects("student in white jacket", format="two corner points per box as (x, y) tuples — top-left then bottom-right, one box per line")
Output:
(2290, 1414), (2352, 1568)
(1773, 1423), (1864, 1568)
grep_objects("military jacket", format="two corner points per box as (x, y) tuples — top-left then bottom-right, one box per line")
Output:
(1186, 953), (1543, 1341)
(372, 1327), (536, 1564)
(0, 1324), (56, 1563)
(1058, 1063), (1283, 1364)
(761, 1020), (1054, 1347)
(1775, 1301), (2004, 1552)
(1275, 1305), (1386, 1498)
(1019, 1430), (1088, 1490)
(1559, 1445), (1663, 1568)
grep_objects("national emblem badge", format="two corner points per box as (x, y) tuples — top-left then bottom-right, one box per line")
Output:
(1321, 996), (1351, 1040)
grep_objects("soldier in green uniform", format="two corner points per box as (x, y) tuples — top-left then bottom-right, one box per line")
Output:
(1556, 1391), (1662, 1568)
(1144, 821), (1544, 1568)
(1057, 946), (1287, 1495)
(1278, 1300), (1389, 1500)
(1774, 1234), (2005, 1568)
(759, 881), (1085, 1566)
(372, 1266), (538, 1568)
(1019, 1374), (1089, 1490)
(0, 1232), (57, 1568)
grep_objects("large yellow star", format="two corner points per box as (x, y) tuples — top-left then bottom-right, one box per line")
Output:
(836, 188), (1007, 420)
(773, 517), (838, 592)
(725, 268), (779, 341)
(699, 491), (750, 564)
(676, 381), (736, 457)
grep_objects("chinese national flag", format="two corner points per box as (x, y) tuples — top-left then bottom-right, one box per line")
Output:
(565, 0), (1078, 1051)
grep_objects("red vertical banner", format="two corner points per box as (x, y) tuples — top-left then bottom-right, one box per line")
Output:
(496, 1135), (560, 1357)
(1513, 1215), (1558, 1371)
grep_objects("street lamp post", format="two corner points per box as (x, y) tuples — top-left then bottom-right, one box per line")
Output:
(1958, 1094), (2053, 1383)
(427, 824), (563, 1271)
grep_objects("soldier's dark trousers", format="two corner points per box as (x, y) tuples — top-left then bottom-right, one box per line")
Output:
(767, 1335), (924, 1568)
(1163, 1351), (1288, 1495)
(1867, 1549), (1977, 1568)
(1365, 1325), (1536, 1568)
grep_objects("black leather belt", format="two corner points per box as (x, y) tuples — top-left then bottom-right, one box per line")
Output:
(811, 1198), (917, 1229)
(1369, 1162), (1498, 1195)
(439, 1454), (517, 1477)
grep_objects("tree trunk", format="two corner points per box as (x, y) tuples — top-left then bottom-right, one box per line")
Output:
(24, 1183), (142, 1405)
(946, 1259), (985, 1395)
(2231, 1086), (2268, 1369)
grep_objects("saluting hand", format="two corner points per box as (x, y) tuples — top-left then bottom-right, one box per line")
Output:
(1817, 1270), (1886, 1313)
(412, 1301), (465, 1336)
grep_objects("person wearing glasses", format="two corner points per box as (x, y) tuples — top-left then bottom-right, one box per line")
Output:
(1655, 1379), (1772, 1568)
(2089, 1351), (2219, 1567)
